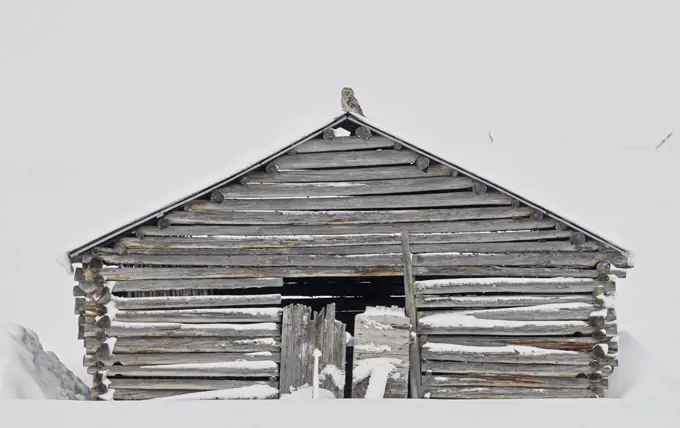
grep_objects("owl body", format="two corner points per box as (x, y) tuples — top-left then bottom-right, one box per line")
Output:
(341, 87), (365, 116)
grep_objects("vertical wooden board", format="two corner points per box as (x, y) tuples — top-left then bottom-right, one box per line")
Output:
(279, 304), (312, 395)
(401, 231), (423, 398)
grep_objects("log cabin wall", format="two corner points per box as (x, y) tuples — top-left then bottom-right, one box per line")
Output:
(70, 125), (631, 400)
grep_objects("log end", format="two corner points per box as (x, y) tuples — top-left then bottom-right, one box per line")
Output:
(450, 169), (459, 178)
(96, 305), (108, 316)
(393, 142), (403, 150)
(472, 181), (488, 196)
(96, 315), (112, 329)
(592, 344), (608, 359)
(556, 221), (569, 231)
(287, 148), (298, 155)
(88, 258), (104, 270)
(596, 261), (612, 274)
(157, 217), (170, 230)
(415, 156), (430, 170)
(73, 267), (85, 283)
(355, 126), (372, 140)
(78, 281), (97, 295)
(265, 162), (279, 174)
(113, 241), (127, 255)
(588, 315), (606, 329)
(510, 199), (521, 208)
(239, 176), (250, 186)
(570, 231), (586, 245)
(210, 190), (225, 204)
(322, 128), (335, 140)
(592, 329), (608, 340)
(529, 210), (544, 221)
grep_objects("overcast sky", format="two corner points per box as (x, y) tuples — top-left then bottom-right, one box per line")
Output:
(0, 0), (679, 398)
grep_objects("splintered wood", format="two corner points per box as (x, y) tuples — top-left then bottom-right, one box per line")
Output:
(279, 303), (346, 398)
(351, 306), (410, 398)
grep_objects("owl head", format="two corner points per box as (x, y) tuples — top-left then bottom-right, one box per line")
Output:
(342, 87), (355, 97)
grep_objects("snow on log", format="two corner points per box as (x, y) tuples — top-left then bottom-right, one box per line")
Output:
(87, 351), (279, 367)
(85, 337), (280, 354)
(421, 342), (590, 364)
(112, 307), (282, 324)
(416, 294), (594, 309)
(415, 277), (615, 295)
(92, 360), (278, 378)
(424, 387), (600, 399)
(87, 321), (280, 338)
(422, 374), (607, 389)
(422, 361), (591, 377)
(110, 294), (281, 310)
(417, 335), (613, 351)
(419, 302), (616, 322)
(107, 278), (283, 293)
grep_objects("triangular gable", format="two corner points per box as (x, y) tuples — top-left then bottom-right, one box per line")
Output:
(63, 112), (631, 263)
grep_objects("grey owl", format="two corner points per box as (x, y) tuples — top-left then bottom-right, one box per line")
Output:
(341, 87), (365, 116)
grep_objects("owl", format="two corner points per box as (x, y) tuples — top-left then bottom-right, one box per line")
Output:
(341, 87), (365, 116)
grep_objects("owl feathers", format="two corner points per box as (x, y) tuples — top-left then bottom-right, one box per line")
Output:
(341, 87), (365, 116)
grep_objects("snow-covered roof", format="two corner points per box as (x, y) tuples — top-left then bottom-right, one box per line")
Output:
(60, 111), (631, 266)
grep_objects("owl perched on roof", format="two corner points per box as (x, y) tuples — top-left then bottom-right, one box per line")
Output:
(341, 87), (365, 116)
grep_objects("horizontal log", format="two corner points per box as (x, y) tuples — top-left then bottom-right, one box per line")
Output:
(106, 240), (603, 257)
(86, 321), (280, 338)
(416, 294), (594, 309)
(112, 307), (283, 324)
(245, 164), (454, 182)
(111, 388), (278, 400)
(85, 336), (280, 354)
(183, 192), (513, 211)
(120, 230), (574, 251)
(424, 387), (600, 399)
(111, 294), (282, 310)
(85, 351), (280, 367)
(135, 219), (557, 238)
(418, 335), (615, 351)
(415, 251), (630, 269)
(108, 378), (278, 391)
(90, 360), (278, 378)
(422, 361), (591, 377)
(100, 266), (600, 280)
(218, 176), (474, 198)
(165, 206), (533, 226)
(270, 149), (419, 169)
(422, 375), (606, 389)
(293, 136), (396, 153)
(421, 342), (593, 364)
(108, 277), (282, 293)
(415, 277), (615, 295)
(419, 303), (615, 322)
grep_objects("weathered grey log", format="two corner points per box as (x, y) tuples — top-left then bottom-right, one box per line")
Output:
(530, 210), (545, 221)
(322, 128), (335, 140)
(415, 277), (615, 296)
(472, 181), (487, 196)
(95, 287), (112, 305)
(355, 126), (371, 140)
(74, 267), (85, 282)
(422, 361), (590, 377)
(418, 335), (613, 351)
(596, 260), (612, 274)
(415, 251), (630, 269)
(87, 321), (281, 338)
(135, 219), (557, 239)
(100, 266), (600, 280)
(96, 340), (115, 361)
(78, 321), (85, 340)
(166, 206), (535, 226)
(121, 231), (574, 252)
(421, 342), (593, 364)
(422, 375), (606, 389)
(571, 231), (586, 245)
(592, 344), (608, 359)
(419, 304), (615, 323)
(87, 351), (280, 367)
(88, 258), (104, 270)
(424, 387), (599, 399)
(111, 294), (282, 310)
(401, 231), (423, 398)
(108, 378), (278, 391)
(86, 336), (280, 354)
(265, 162), (278, 174)
(217, 176), (474, 198)
(111, 388), (279, 400)
(244, 164), (454, 182)
(415, 156), (430, 170)
(157, 217), (170, 230)
(111, 307), (282, 324)
(293, 136), (393, 153)
(79, 281), (98, 294)
(279, 304), (312, 396)
(108, 278), (282, 293)
(73, 286), (85, 297)
(270, 150), (419, 170)
(184, 191), (514, 211)
(416, 294), (594, 309)
(74, 297), (85, 314)
(90, 361), (278, 378)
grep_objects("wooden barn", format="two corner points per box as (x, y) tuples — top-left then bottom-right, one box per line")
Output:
(64, 111), (632, 401)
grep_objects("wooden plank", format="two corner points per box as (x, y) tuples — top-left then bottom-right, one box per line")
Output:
(108, 378), (278, 391)
(165, 206), (535, 226)
(293, 136), (396, 153)
(416, 294), (594, 309)
(420, 341), (593, 364)
(111, 307), (282, 324)
(108, 278), (283, 293)
(419, 304), (615, 322)
(415, 278), (615, 295)
(279, 304), (311, 395)
(87, 321), (280, 338)
(136, 219), (557, 238)
(415, 251), (631, 269)
(414, 266), (600, 278)
(184, 192), (513, 211)
(111, 388), (278, 400)
(89, 351), (280, 367)
(90, 361), (278, 378)
(424, 387), (599, 399)
(270, 150), (419, 170)
(422, 374), (606, 389)
(85, 336), (280, 354)
(422, 361), (590, 377)
(119, 230), (574, 251)
(401, 231), (422, 398)
(417, 335), (613, 351)
(245, 164), (454, 182)
(218, 176), (474, 198)
(111, 294), (282, 310)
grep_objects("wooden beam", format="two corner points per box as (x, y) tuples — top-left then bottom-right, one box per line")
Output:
(415, 277), (615, 295)
(419, 305), (615, 323)
(418, 335), (612, 351)
(111, 294), (282, 310)
(415, 156), (430, 170)
(107, 378), (278, 391)
(401, 231), (423, 399)
(136, 219), (557, 238)
(88, 351), (280, 367)
(110, 388), (277, 400)
(87, 321), (281, 338)
(414, 251), (630, 269)
(89, 361), (278, 378)
(183, 192), (514, 211)
(422, 375), (605, 389)
(270, 150), (419, 170)
(423, 387), (600, 399)
(416, 294), (595, 309)
(165, 207), (534, 226)
(422, 361), (590, 377)
(85, 336), (280, 354)
(421, 342), (592, 364)
(110, 307), (282, 324)
(293, 136), (396, 153)
(244, 164), (454, 182)
(108, 277), (282, 293)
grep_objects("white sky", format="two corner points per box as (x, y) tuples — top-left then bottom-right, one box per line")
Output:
(0, 0), (679, 402)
